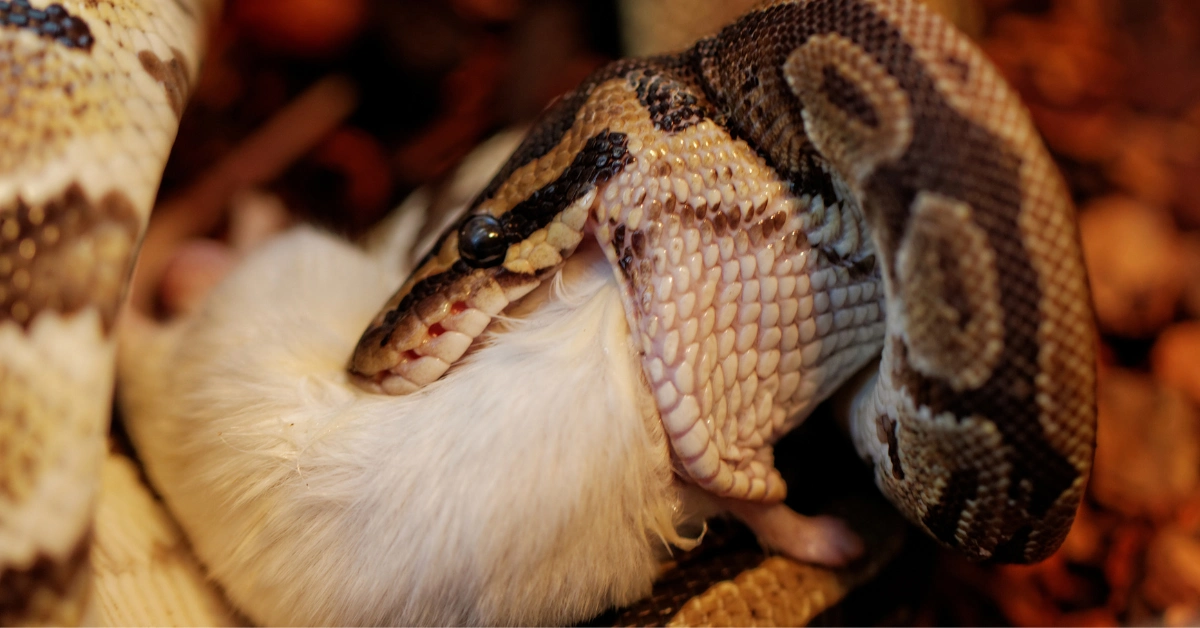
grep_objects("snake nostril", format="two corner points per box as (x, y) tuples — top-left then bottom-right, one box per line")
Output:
(458, 214), (507, 267)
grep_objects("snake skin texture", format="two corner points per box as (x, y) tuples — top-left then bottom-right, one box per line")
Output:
(352, 0), (1097, 563)
(0, 0), (213, 622)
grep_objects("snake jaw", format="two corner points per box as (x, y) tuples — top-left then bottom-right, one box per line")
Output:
(349, 266), (530, 394)
(350, 179), (605, 395)
(349, 222), (593, 394)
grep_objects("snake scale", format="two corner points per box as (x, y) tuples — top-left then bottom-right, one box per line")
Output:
(0, 0), (1096, 624)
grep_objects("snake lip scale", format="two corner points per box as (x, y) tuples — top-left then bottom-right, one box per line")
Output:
(350, 0), (1097, 564)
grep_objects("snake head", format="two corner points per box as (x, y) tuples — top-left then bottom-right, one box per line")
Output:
(350, 214), (540, 394)
(350, 127), (631, 394)
(348, 210), (585, 394)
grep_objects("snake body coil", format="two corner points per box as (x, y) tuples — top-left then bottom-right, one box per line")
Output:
(0, 0), (212, 622)
(352, 0), (1096, 563)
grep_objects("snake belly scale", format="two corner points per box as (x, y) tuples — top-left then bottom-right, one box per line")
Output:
(351, 0), (1096, 563)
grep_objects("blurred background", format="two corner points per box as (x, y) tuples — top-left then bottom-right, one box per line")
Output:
(150, 0), (1200, 624)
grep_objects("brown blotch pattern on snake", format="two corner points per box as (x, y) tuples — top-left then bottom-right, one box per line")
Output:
(138, 47), (192, 119)
(0, 184), (140, 333)
(896, 191), (1004, 391)
(0, 524), (92, 623)
(783, 33), (913, 186)
(0, 1), (94, 50)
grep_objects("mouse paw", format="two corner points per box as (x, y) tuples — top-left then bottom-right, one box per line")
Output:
(723, 499), (865, 567)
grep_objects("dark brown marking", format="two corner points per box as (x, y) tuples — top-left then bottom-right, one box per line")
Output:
(944, 55), (971, 84)
(617, 252), (634, 279)
(851, 253), (877, 277)
(492, 269), (542, 294)
(921, 467), (978, 544)
(0, 527), (91, 622)
(138, 48), (191, 119)
(631, 67), (711, 132)
(1009, 0), (1052, 14)
(638, 259), (652, 281)
(747, 222), (763, 246)
(613, 224), (632, 278)
(817, 246), (842, 267)
(875, 414), (904, 480)
(646, 221), (662, 245)
(0, 184), (139, 334)
(679, 203), (695, 224)
(0, 1), (93, 50)
(820, 65), (880, 127)
(712, 212), (727, 235)
(760, 215), (776, 239)
(630, 231), (646, 256)
(771, 211), (787, 232)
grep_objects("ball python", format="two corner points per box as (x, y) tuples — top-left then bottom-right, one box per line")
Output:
(0, 0), (1096, 624)
(351, 0), (1096, 565)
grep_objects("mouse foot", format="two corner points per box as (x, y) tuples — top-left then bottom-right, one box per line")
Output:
(723, 499), (865, 567)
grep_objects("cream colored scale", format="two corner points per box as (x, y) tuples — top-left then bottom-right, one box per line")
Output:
(592, 116), (885, 500)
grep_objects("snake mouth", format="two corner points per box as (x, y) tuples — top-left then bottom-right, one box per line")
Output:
(348, 214), (595, 395)
(348, 263), (545, 394)
(350, 177), (600, 394)
(347, 208), (601, 395)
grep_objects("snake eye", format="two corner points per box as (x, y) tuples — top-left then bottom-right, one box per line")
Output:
(458, 214), (508, 267)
